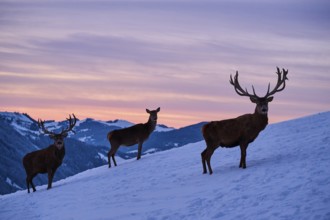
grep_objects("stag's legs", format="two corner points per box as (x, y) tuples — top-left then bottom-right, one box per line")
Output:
(108, 144), (119, 168)
(26, 177), (30, 193)
(107, 150), (114, 168)
(26, 174), (37, 193)
(47, 168), (55, 190)
(239, 144), (248, 169)
(205, 148), (215, 175)
(201, 140), (216, 175)
(201, 149), (207, 174)
(112, 154), (117, 167)
(137, 142), (143, 160)
(30, 179), (36, 192)
(107, 149), (117, 168)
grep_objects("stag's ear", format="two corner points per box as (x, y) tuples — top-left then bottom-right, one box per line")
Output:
(49, 134), (56, 139)
(62, 133), (68, 138)
(267, 96), (274, 102)
(156, 107), (160, 112)
(250, 96), (258, 103)
(146, 109), (151, 113)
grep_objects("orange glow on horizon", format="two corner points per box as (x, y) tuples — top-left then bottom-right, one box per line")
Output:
(0, 104), (306, 129)
(0, 1), (329, 129)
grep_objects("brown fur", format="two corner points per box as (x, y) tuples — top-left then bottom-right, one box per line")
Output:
(107, 107), (160, 168)
(201, 68), (288, 174)
(22, 114), (76, 193)
(201, 107), (268, 174)
(23, 142), (65, 193)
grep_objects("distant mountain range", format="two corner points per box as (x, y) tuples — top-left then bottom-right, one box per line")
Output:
(0, 111), (206, 195)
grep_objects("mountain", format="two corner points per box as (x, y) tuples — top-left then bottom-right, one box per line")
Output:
(0, 112), (204, 195)
(0, 111), (329, 219)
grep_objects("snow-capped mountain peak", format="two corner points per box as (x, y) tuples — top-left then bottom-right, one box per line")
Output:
(0, 112), (39, 137)
(105, 119), (134, 128)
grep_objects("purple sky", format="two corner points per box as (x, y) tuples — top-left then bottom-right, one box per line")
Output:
(1, 0), (329, 128)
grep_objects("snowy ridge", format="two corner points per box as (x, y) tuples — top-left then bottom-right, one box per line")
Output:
(105, 119), (174, 132)
(75, 118), (173, 132)
(0, 112), (329, 219)
(0, 112), (33, 123)
(0, 111), (39, 137)
(105, 119), (134, 128)
(155, 124), (175, 132)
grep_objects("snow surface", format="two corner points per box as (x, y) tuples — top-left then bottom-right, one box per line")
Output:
(105, 119), (134, 128)
(43, 121), (62, 131)
(155, 125), (174, 132)
(78, 136), (94, 142)
(0, 112), (39, 137)
(1, 112), (329, 220)
(10, 122), (39, 136)
(5, 178), (22, 190)
(0, 112), (33, 123)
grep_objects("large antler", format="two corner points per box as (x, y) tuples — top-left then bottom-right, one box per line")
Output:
(38, 119), (56, 136)
(38, 114), (77, 136)
(60, 114), (77, 135)
(264, 67), (288, 98)
(230, 71), (259, 99)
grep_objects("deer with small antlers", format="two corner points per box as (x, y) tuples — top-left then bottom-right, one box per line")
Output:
(201, 67), (288, 174)
(107, 107), (160, 168)
(22, 114), (77, 193)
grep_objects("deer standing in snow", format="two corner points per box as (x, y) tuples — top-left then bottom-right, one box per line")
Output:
(23, 114), (77, 193)
(201, 67), (288, 174)
(107, 108), (160, 168)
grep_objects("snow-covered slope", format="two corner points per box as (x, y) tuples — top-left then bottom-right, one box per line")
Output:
(0, 112), (329, 220)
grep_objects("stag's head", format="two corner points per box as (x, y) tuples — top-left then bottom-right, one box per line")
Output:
(38, 114), (77, 149)
(146, 107), (160, 122)
(230, 67), (288, 115)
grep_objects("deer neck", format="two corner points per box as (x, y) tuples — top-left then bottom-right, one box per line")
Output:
(54, 144), (65, 151)
(253, 107), (269, 128)
(146, 118), (157, 132)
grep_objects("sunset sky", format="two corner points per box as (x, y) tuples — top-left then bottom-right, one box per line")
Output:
(1, 0), (329, 128)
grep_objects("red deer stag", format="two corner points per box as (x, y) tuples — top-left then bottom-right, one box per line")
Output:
(107, 107), (160, 168)
(201, 67), (288, 174)
(22, 114), (77, 193)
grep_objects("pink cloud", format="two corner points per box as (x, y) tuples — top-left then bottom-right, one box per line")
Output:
(0, 0), (329, 128)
